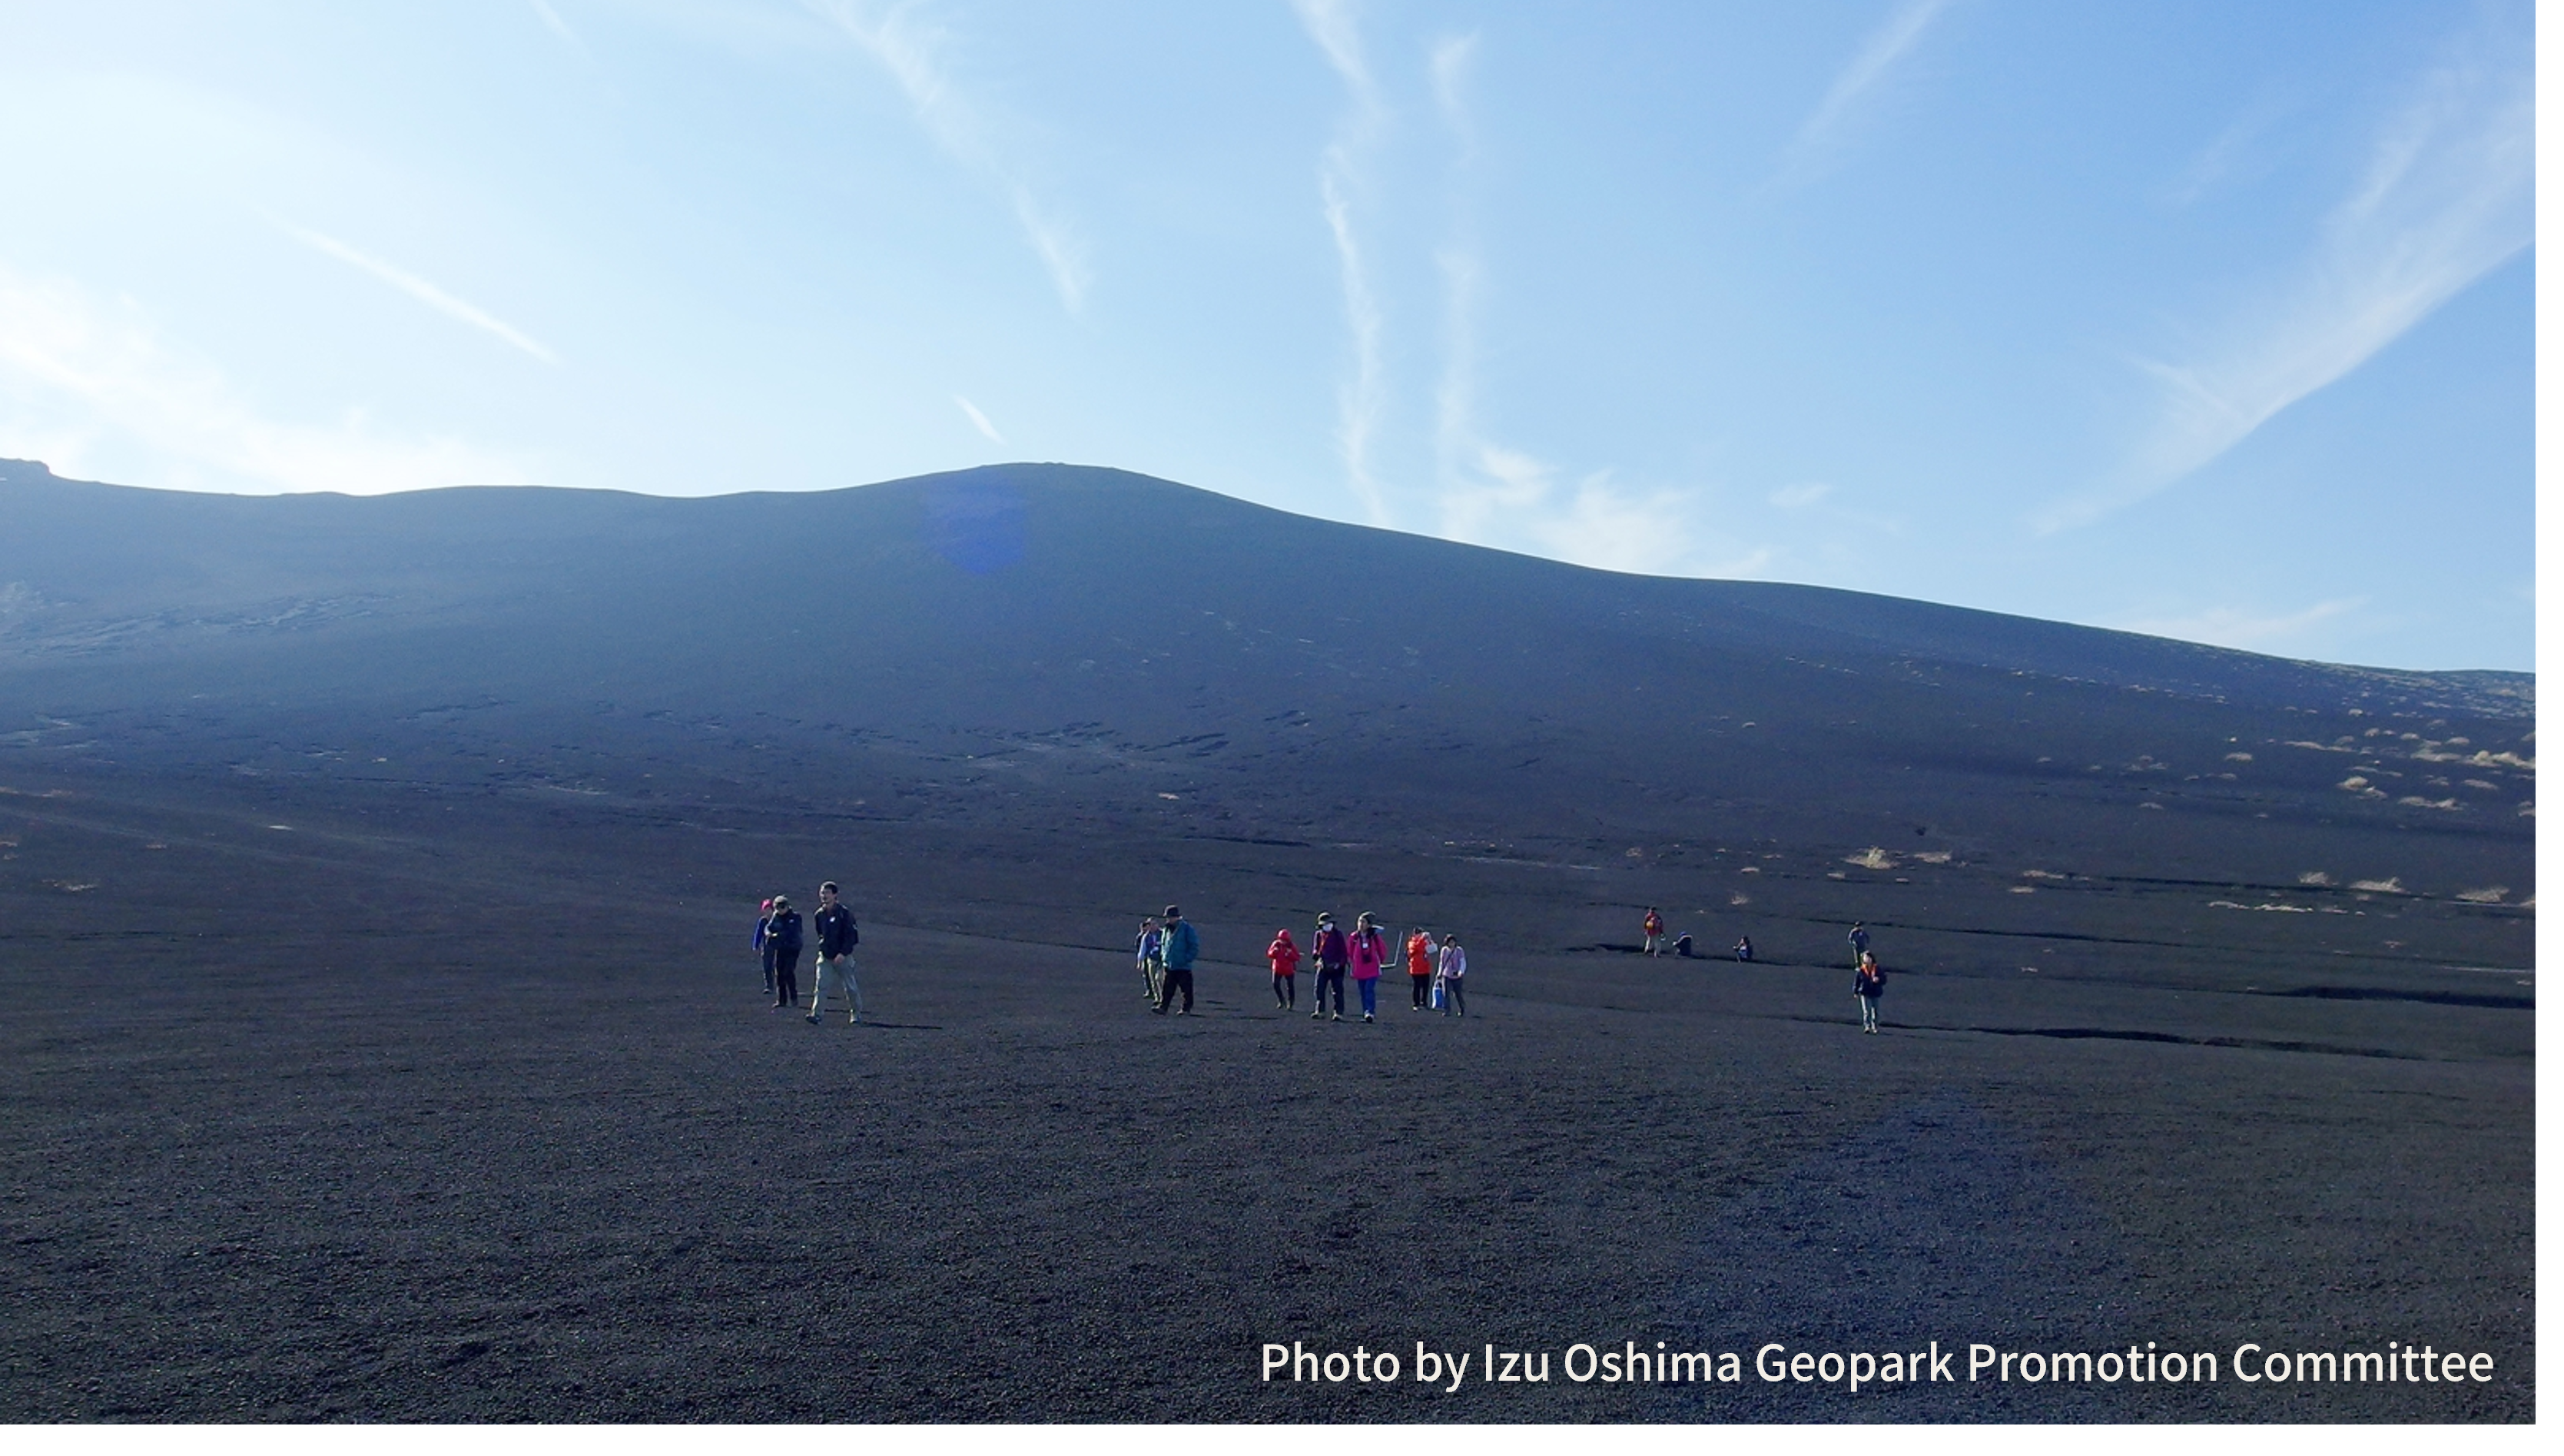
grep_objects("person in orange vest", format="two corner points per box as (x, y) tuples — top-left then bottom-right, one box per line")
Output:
(1405, 927), (1435, 1010)
(1641, 907), (1666, 957)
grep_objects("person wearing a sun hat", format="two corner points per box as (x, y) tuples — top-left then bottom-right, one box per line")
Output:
(1309, 913), (1349, 1021)
(1154, 904), (1199, 1016)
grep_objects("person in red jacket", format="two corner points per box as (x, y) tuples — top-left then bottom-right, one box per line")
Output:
(1267, 929), (1301, 1010)
(1405, 927), (1435, 1010)
(1642, 907), (1666, 957)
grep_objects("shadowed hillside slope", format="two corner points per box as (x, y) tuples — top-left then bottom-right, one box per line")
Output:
(0, 456), (2534, 979)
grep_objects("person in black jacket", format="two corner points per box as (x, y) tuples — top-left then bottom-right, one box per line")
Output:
(766, 895), (804, 1010)
(808, 881), (862, 1025)
(1309, 913), (1349, 1022)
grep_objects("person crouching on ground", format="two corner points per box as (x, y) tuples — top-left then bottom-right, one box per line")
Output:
(1437, 934), (1467, 1017)
(766, 895), (804, 1010)
(1310, 914), (1349, 1021)
(1853, 950), (1885, 1034)
(1348, 913), (1388, 1023)
(1267, 928), (1300, 1010)
(1154, 904), (1199, 1016)
(1405, 927), (1435, 1010)
(808, 881), (861, 1026)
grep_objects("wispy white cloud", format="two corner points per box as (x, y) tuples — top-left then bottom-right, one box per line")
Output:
(953, 393), (1003, 443)
(0, 262), (536, 494)
(1443, 444), (1732, 577)
(2115, 596), (2365, 655)
(1780, 0), (1952, 180)
(528, 0), (583, 51)
(2161, 92), (2297, 208)
(275, 220), (559, 364)
(811, 0), (1090, 313)
(1295, 0), (1391, 525)
(1295, 0), (1376, 103)
(1422, 41), (1748, 579)
(1428, 32), (1478, 147)
(2043, 15), (2531, 533)
(1767, 478), (1905, 536)
(1320, 173), (1388, 523)
(1770, 481), (1833, 509)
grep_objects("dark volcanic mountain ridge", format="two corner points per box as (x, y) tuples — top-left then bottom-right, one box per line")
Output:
(0, 457), (2532, 928)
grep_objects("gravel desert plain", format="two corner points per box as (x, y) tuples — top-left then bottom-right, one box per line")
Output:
(0, 459), (2534, 1421)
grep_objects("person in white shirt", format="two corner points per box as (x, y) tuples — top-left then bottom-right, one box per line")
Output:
(1435, 934), (1468, 1018)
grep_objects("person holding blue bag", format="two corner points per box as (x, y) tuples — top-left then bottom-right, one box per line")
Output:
(1436, 934), (1467, 1017)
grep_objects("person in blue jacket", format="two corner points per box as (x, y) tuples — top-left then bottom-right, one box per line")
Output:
(1153, 904), (1199, 1016)
(754, 897), (776, 996)
(1136, 917), (1164, 1003)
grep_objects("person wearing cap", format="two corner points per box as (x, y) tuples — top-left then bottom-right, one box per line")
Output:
(1309, 913), (1349, 1022)
(754, 897), (777, 997)
(807, 881), (861, 1026)
(765, 894), (804, 1010)
(1153, 904), (1199, 1016)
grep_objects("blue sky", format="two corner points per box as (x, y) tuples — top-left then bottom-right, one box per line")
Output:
(0, 1), (2534, 671)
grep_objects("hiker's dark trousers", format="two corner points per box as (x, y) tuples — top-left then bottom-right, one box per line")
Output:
(1315, 968), (1346, 1015)
(1411, 973), (1431, 1008)
(772, 950), (801, 1007)
(1273, 971), (1295, 1007)
(1158, 966), (1194, 1013)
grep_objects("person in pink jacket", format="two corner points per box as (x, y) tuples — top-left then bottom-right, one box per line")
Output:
(1348, 912), (1390, 1023)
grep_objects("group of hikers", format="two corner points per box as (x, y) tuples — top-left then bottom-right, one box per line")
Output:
(752, 884), (864, 1025)
(1640, 905), (1756, 963)
(1136, 909), (1468, 1022)
(748, 890), (1884, 1034)
(1644, 906), (1888, 1031)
